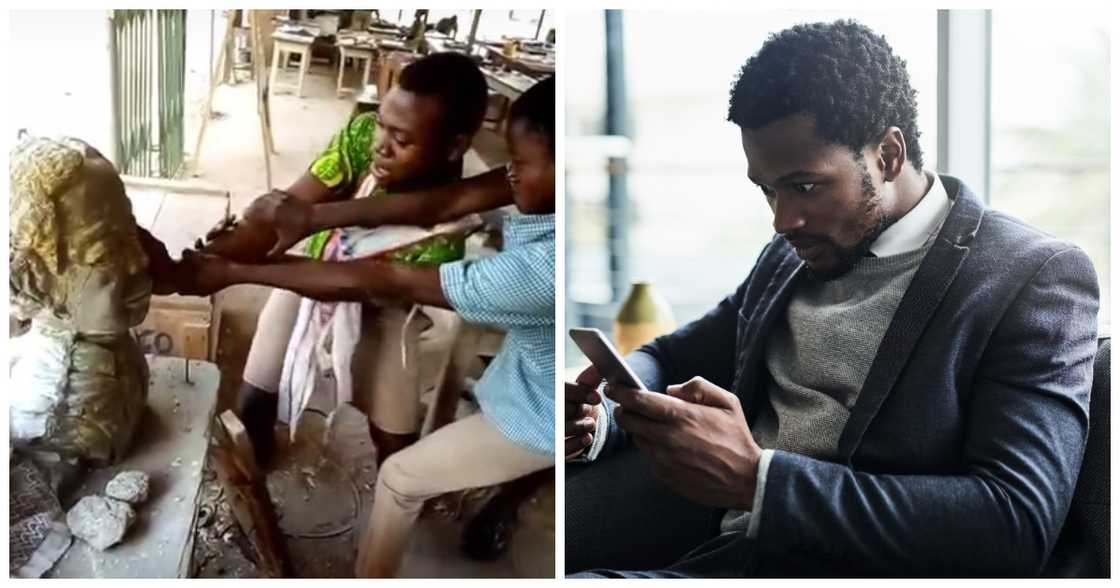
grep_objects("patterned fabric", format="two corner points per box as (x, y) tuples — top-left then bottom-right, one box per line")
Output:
(309, 111), (378, 191)
(305, 112), (466, 266)
(307, 112), (379, 259)
(386, 234), (465, 266)
(439, 214), (555, 456)
(10, 455), (72, 578)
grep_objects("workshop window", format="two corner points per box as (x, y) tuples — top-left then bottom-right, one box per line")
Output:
(989, 11), (1111, 326)
(565, 11), (938, 368)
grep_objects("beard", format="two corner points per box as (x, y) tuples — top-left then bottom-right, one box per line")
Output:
(803, 164), (891, 282)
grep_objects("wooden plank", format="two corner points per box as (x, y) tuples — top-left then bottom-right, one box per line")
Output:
(210, 410), (292, 578)
(251, 10), (276, 187)
(218, 411), (259, 478)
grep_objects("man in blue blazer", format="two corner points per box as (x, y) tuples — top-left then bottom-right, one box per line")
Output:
(565, 20), (1099, 577)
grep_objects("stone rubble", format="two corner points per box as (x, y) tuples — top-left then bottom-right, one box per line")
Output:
(104, 470), (150, 505)
(66, 495), (136, 551)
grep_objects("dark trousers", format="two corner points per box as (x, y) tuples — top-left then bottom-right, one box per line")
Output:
(568, 532), (756, 579)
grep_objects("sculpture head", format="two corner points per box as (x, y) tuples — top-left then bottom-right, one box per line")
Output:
(10, 136), (152, 334)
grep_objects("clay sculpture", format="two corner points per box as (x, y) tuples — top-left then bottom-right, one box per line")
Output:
(10, 136), (152, 465)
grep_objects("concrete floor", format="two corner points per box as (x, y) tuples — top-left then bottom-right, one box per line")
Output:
(185, 61), (551, 578)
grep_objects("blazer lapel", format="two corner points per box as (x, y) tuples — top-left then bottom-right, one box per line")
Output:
(734, 251), (805, 417)
(837, 176), (984, 461)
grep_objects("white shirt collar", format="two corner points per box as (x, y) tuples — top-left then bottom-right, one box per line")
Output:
(869, 172), (951, 257)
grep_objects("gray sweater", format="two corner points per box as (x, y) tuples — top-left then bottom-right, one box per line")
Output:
(752, 246), (931, 458)
(722, 243), (930, 532)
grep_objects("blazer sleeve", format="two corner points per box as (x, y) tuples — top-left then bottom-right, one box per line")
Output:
(595, 241), (767, 459)
(753, 246), (1099, 576)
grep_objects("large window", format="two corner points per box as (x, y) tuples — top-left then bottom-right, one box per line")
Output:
(566, 11), (938, 368)
(989, 11), (1110, 325)
(566, 10), (1111, 372)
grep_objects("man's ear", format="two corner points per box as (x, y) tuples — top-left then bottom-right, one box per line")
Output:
(446, 133), (471, 162)
(876, 127), (907, 182)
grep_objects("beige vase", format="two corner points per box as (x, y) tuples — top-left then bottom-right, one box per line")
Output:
(613, 281), (676, 356)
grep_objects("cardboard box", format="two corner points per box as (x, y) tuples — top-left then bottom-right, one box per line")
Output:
(135, 295), (219, 361)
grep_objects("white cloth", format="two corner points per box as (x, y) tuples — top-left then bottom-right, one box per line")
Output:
(9, 324), (73, 442)
(276, 215), (483, 438)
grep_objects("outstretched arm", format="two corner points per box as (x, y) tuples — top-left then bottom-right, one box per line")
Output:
(180, 250), (448, 308)
(244, 167), (513, 257)
(202, 111), (380, 262)
(313, 166), (513, 229)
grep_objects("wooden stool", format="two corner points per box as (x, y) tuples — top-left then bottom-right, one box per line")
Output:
(269, 35), (313, 98)
(336, 44), (376, 98)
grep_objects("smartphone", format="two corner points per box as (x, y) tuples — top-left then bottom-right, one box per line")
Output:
(569, 328), (648, 391)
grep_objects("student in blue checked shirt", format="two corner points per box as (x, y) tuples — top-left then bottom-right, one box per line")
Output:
(176, 78), (556, 577)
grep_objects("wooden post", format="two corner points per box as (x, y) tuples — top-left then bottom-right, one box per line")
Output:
(466, 10), (481, 53)
(249, 10), (276, 188)
(189, 10), (238, 176)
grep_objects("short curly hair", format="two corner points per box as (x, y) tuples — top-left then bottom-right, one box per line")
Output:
(509, 76), (555, 154)
(727, 19), (924, 171)
(398, 52), (488, 139)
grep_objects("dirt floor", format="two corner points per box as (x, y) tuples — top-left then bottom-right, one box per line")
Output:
(183, 60), (552, 578)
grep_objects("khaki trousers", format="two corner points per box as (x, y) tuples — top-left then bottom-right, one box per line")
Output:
(242, 288), (432, 434)
(355, 413), (553, 577)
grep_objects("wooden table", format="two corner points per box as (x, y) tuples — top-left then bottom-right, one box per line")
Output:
(483, 45), (555, 77)
(46, 358), (220, 578)
(336, 42), (377, 97)
(482, 67), (540, 101)
(270, 31), (316, 98)
(425, 35), (468, 54)
(368, 23), (405, 37)
(376, 38), (411, 53)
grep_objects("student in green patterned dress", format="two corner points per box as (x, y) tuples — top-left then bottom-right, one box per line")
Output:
(200, 53), (494, 466)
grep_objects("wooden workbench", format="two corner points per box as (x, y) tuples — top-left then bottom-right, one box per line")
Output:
(482, 67), (541, 101)
(482, 45), (555, 77)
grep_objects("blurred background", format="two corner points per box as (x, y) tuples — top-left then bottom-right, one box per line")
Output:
(565, 9), (1110, 372)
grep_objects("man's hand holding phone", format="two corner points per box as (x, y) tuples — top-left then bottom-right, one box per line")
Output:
(566, 328), (646, 460)
(564, 365), (604, 459)
(565, 327), (762, 508)
(606, 376), (764, 510)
